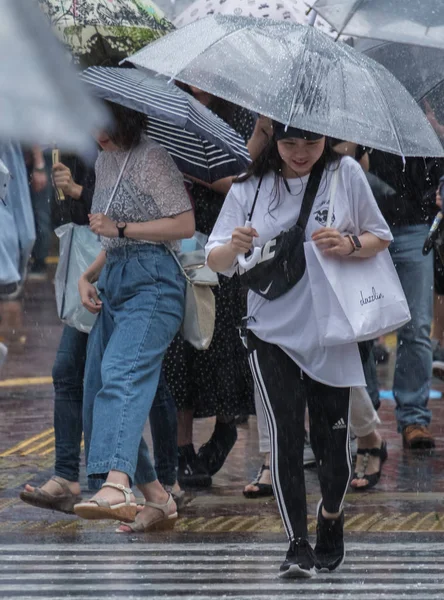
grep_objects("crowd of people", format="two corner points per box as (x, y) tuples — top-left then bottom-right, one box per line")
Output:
(1, 79), (444, 579)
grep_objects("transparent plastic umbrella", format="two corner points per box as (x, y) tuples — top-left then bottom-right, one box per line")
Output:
(127, 15), (444, 157)
(310, 0), (444, 50)
(355, 39), (444, 107)
(0, 0), (108, 152)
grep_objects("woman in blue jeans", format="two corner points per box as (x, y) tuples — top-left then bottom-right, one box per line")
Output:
(20, 158), (184, 517)
(72, 102), (194, 531)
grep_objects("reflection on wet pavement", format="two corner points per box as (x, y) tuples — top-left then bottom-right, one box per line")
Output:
(1, 275), (444, 598)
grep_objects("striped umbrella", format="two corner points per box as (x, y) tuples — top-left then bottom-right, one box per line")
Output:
(80, 66), (250, 181)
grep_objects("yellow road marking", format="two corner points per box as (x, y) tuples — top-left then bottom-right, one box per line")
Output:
(0, 376), (53, 388)
(0, 428), (54, 457)
(45, 256), (59, 265)
(20, 436), (55, 456)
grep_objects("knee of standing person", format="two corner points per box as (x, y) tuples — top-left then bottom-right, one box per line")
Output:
(398, 317), (432, 345)
(52, 344), (86, 389)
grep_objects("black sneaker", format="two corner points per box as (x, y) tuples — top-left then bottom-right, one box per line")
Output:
(197, 420), (237, 476)
(314, 502), (345, 572)
(178, 444), (212, 488)
(279, 538), (316, 579)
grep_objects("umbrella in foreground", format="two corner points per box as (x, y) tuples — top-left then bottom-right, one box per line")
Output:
(80, 67), (250, 181)
(127, 15), (444, 157)
(38, 0), (174, 66)
(174, 0), (339, 39)
(310, 0), (444, 50)
(0, 0), (107, 152)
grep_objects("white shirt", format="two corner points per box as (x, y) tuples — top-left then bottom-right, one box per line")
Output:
(206, 157), (393, 388)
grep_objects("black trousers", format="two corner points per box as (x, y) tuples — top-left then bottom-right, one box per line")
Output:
(247, 333), (351, 542)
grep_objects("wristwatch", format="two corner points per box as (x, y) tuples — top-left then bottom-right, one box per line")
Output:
(347, 234), (362, 254)
(116, 222), (127, 238)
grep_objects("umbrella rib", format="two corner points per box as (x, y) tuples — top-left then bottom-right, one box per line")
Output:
(312, 0), (365, 37)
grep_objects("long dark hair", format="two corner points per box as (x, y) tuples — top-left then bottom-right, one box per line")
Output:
(236, 135), (341, 209)
(105, 101), (147, 150)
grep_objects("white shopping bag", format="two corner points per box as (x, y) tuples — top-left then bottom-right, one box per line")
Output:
(305, 241), (411, 346)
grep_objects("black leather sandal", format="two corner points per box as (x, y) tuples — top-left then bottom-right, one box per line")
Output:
(351, 441), (388, 491)
(243, 464), (274, 499)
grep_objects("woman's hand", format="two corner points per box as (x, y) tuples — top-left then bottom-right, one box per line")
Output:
(312, 227), (353, 257)
(52, 163), (82, 199)
(89, 213), (117, 238)
(436, 188), (442, 210)
(230, 226), (258, 254)
(78, 276), (102, 314)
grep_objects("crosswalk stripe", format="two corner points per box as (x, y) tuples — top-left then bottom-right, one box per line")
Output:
(1, 563), (443, 571)
(0, 541), (442, 600)
(2, 542), (444, 551)
(1, 571), (444, 581)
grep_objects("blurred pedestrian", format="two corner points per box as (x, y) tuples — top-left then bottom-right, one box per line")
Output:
(164, 88), (270, 488)
(368, 151), (443, 449)
(74, 102), (194, 532)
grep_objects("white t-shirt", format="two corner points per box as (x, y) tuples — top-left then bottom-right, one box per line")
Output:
(206, 157), (393, 388)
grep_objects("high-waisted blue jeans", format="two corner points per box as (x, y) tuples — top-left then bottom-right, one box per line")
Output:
(83, 244), (185, 486)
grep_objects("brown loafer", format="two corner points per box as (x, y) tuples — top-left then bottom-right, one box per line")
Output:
(402, 424), (435, 450)
(19, 476), (82, 514)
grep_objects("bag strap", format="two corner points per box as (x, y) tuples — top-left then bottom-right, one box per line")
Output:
(296, 155), (326, 231)
(104, 147), (134, 216)
(326, 161), (341, 228)
(248, 155), (326, 226)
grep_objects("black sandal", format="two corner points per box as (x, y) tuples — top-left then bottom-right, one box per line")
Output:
(243, 465), (274, 499)
(351, 441), (388, 491)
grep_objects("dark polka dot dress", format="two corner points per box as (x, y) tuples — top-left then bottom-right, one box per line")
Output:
(163, 107), (255, 418)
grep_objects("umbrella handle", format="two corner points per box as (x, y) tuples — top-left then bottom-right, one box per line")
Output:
(237, 220), (262, 270)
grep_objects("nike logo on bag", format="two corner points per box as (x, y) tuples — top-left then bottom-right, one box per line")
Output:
(332, 418), (347, 430)
(259, 282), (273, 295)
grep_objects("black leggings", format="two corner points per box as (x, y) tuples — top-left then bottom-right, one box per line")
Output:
(247, 333), (351, 542)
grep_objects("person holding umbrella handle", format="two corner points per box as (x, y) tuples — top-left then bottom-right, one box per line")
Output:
(206, 123), (391, 578)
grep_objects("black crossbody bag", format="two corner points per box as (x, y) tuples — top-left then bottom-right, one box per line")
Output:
(239, 156), (325, 300)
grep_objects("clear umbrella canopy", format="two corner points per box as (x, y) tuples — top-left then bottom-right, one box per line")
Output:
(127, 15), (444, 157)
(0, 0), (108, 152)
(310, 0), (444, 50)
(354, 39), (444, 144)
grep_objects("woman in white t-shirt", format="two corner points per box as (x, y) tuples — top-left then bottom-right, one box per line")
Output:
(206, 122), (392, 579)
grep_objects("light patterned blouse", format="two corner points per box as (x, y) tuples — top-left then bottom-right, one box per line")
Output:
(91, 136), (192, 252)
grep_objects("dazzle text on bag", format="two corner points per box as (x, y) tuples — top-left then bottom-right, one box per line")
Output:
(360, 287), (384, 306)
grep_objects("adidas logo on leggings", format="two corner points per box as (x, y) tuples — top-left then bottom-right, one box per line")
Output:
(332, 418), (347, 430)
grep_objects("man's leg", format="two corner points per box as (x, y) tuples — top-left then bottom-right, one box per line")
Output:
(390, 225), (434, 447)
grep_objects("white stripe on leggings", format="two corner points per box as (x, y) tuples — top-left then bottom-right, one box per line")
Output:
(249, 350), (295, 541)
(337, 388), (352, 513)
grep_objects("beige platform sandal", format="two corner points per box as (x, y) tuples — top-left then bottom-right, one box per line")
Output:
(74, 482), (137, 523)
(116, 493), (178, 533)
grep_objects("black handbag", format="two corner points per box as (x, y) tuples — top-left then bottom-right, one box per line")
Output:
(239, 156), (326, 300)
